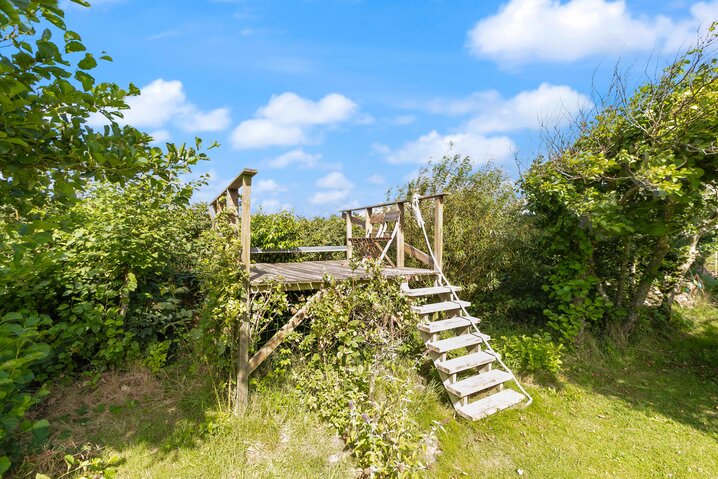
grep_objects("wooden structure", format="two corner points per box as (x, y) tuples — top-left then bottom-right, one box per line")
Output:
(209, 169), (528, 419)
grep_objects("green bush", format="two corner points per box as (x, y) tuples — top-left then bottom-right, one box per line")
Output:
(0, 311), (51, 473)
(498, 332), (563, 376)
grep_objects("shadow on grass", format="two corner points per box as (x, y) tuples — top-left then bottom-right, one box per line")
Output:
(16, 361), (217, 477)
(563, 305), (718, 437)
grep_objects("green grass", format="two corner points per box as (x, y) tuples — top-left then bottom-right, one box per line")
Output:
(17, 304), (718, 478)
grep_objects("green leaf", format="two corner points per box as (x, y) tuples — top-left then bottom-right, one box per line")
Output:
(77, 53), (97, 70)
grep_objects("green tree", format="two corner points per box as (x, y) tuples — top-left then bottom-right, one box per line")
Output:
(523, 28), (718, 339)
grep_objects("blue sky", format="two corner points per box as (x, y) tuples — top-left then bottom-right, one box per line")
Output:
(68, 0), (717, 215)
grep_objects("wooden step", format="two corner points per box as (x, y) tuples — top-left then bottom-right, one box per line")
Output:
(401, 285), (462, 298)
(456, 389), (525, 420)
(418, 315), (481, 334)
(446, 369), (513, 398)
(412, 300), (470, 316)
(426, 333), (486, 354)
(435, 351), (496, 375)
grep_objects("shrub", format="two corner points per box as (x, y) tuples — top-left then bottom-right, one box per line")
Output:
(0, 311), (51, 474)
(498, 332), (563, 376)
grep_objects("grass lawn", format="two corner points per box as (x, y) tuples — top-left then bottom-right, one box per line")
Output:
(16, 305), (718, 478)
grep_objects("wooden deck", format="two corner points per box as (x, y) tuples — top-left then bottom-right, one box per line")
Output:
(249, 260), (437, 291)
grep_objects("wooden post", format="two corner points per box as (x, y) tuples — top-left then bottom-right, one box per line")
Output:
(227, 188), (239, 228)
(397, 202), (405, 268)
(433, 196), (443, 271)
(364, 208), (372, 237)
(236, 170), (256, 413)
(345, 212), (353, 260)
(240, 175), (253, 276)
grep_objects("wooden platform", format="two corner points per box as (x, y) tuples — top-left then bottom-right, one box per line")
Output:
(249, 260), (437, 291)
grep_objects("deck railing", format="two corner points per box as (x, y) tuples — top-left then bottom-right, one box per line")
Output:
(340, 192), (446, 271)
(209, 169), (446, 273)
(209, 168), (257, 276)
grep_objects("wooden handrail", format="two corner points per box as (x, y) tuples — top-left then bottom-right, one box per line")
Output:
(209, 168), (257, 207)
(339, 192), (448, 213)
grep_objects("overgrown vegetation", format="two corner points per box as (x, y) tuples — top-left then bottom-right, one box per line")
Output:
(2, 0), (717, 477)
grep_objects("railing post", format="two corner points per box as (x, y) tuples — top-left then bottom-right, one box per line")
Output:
(345, 212), (353, 260)
(397, 202), (405, 268)
(364, 207), (372, 237)
(433, 196), (443, 271)
(227, 188), (240, 229)
(240, 173), (254, 276)
(236, 170), (256, 413)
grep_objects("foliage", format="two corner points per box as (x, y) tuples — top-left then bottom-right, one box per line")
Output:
(0, 0), (212, 471)
(300, 365), (430, 478)
(42, 177), (205, 373)
(0, 312), (50, 473)
(284, 261), (430, 478)
(498, 332), (563, 376)
(523, 29), (718, 340)
(394, 156), (547, 320)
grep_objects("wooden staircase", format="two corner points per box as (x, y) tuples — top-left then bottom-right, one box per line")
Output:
(401, 283), (526, 420)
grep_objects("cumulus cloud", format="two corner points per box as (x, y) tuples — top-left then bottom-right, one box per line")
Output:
(268, 149), (322, 168)
(427, 83), (592, 132)
(387, 83), (589, 165)
(386, 131), (516, 165)
(253, 179), (287, 194)
(309, 189), (351, 205)
(90, 79), (231, 134)
(467, 0), (718, 64)
(315, 171), (353, 190)
(231, 92), (358, 149)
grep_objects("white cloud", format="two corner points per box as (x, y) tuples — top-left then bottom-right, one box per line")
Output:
(254, 179), (287, 194)
(428, 83), (592, 133)
(368, 174), (385, 185)
(467, 0), (718, 64)
(231, 119), (305, 149)
(309, 189), (351, 205)
(386, 130), (516, 165)
(90, 79), (231, 134)
(149, 129), (171, 143)
(316, 171), (353, 190)
(230, 92), (358, 149)
(387, 83), (590, 165)
(268, 149), (321, 168)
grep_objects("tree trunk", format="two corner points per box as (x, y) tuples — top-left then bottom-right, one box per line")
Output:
(663, 233), (702, 312)
(625, 234), (671, 332)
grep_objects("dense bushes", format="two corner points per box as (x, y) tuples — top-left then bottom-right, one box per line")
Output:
(282, 262), (432, 477)
(523, 29), (718, 341)
(394, 156), (548, 321)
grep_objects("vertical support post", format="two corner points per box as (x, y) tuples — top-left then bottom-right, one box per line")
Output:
(345, 212), (353, 260)
(240, 175), (252, 276)
(433, 196), (444, 271)
(227, 188), (240, 229)
(236, 171), (255, 413)
(364, 208), (372, 237)
(397, 202), (405, 268)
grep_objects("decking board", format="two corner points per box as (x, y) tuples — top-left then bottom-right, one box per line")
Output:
(249, 260), (436, 291)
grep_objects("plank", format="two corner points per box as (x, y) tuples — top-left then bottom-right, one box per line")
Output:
(401, 285), (462, 297)
(247, 291), (324, 374)
(405, 243), (431, 266)
(456, 389), (525, 420)
(435, 351), (495, 375)
(446, 370), (512, 398)
(411, 300), (470, 315)
(417, 315), (483, 334)
(426, 333), (484, 354)
(250, 246), (347, 254)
